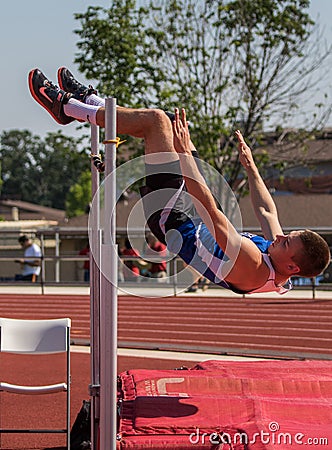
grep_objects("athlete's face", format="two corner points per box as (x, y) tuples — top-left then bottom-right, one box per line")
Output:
(268, 231), (304, 275)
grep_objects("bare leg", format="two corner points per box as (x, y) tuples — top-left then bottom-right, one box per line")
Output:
(96, 106), (178, 160)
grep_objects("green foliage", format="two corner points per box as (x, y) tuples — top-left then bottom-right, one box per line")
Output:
(74, 1), (154, 106)
(0, 129), (90, 210)
(0, 0), (327, 218)
(0, 129), (44, 202)
(74, 0), (330, 198)
(65, 170), (92, 217)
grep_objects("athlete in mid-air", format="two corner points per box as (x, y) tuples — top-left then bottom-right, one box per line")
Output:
(28, 67), (330, 294)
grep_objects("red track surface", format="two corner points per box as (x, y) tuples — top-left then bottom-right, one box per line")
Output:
(1, 353), (197, 450)
(1, 293), (332, 449)
(1, 294), (332, 359)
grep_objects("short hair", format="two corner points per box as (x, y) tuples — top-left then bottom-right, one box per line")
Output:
(293, 230), (331, 277)
(18, 235), (29, 244)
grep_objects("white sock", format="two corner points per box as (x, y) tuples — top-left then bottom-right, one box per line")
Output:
(86, 93), (105, 107)
(64, 98), (99, 125)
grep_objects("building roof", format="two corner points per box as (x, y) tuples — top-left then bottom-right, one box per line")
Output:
(260, 128), (332, 164)
(0, 199), (66, 221)
(239, 194), (332, 230)
(60, 197), (139, 229)
(2, 194), (329, 238)
(0, 219), (59, 231)
(63, 193), (332, 233)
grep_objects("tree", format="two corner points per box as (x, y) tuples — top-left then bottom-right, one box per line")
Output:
(74, 0), (154, 107)
(0, 129), (44, 202)
(65, 170), (92, 217)
(37, 132), (90, 209)
(0, 129), (90, 210)
(74, 0), (331, 200)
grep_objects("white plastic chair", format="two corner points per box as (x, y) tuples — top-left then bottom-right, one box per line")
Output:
(0, 317), (71, 449)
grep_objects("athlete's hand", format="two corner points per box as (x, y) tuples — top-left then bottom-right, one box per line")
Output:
(235, 130), (255, 169)
(172, 108), (191, 154)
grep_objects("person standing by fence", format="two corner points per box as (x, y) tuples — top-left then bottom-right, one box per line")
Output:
(15, 235), (41, 282)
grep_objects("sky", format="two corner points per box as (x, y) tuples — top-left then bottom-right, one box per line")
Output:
(0, 0), (331, 138)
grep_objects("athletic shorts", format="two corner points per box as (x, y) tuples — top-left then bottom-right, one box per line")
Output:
(140, 159), (198, 244)
(140, 158), (241, 290)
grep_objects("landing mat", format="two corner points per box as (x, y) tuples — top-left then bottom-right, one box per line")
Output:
(117, 360), (332, 449)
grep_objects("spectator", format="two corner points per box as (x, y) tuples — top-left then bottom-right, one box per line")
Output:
(121, 238), (141, 282)
(15, 235), (41, 282)
(145, 234), (167, 281)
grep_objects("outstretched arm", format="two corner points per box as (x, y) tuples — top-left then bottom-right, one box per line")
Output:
(172, 109), (269, 291)
(235, 130), (282, 240)
(172, 108), (234, 251)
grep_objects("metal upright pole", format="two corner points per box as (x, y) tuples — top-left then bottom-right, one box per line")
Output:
(100, 98), (118, 450)
(55, 232), (60, 283)
(39, 232), (45, 295)
(89, 124), (101, 450)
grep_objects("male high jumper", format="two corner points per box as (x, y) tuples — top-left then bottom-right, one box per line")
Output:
(28, 68), (330, 294)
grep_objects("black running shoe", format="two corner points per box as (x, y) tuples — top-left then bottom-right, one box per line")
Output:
(28, 69), (74, 125)
(58, 67), (97, 103)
